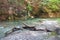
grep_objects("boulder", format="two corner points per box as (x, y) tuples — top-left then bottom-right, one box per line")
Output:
(1, 31), (51, 40)
(35, 20), (59, 31)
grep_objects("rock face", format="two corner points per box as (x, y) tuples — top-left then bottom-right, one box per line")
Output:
(0, 19), (60, 40)
(0, 31), (51, 40)
(55, 28), (60, 35)
(21, 20), (60, 34)
(1, 31), (60, 40)
(34, 20), (60, 31)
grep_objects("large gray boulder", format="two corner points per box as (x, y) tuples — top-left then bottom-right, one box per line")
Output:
(1, 31), (52, 40)
(34, 20), (60, 31)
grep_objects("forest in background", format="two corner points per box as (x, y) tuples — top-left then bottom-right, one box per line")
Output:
(0, 0), (60, 21)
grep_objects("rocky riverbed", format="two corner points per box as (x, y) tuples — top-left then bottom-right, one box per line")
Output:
(0, 19), (60, 40)
(1, 30), (60, 40)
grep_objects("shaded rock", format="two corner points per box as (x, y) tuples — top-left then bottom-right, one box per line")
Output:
(23, 27), (36, 31)
(12, 26), (23, 32)
(55, 28), (60, 35)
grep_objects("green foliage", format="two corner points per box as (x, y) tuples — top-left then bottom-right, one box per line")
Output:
(27, 3), (33, 11)
(41, 0), (60, 11)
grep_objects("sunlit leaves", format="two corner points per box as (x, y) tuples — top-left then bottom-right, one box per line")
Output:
(48, 4), (59, 11)
(41, 0), (60, 11)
